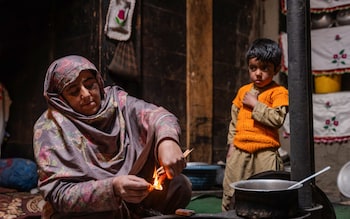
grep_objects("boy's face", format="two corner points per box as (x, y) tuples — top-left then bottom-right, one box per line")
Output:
(248, 58), (279, 88)
(61, 70), (102, 116)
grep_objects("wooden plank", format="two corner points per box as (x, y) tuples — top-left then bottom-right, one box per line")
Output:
(186, 0), (213, 163)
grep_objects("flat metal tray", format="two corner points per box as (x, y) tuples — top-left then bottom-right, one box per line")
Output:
(337, 161), (350, 198)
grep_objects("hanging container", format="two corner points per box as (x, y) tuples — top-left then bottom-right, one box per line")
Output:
(314, 74), (342, 94)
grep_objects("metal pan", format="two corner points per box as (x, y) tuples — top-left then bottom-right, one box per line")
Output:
(337, 161), (350, 198)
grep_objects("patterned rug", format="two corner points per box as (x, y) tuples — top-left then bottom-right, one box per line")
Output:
(0, 187), (43, 218)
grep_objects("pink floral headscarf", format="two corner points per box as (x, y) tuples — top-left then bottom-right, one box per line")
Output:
(42, 55), (118, 132)
(44, 55), (105, 99)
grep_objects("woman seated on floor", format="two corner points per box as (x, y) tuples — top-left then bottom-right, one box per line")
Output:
(33, 55), (192, 219)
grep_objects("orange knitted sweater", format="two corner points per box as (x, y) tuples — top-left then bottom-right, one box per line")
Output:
(233, 82), (289, 153)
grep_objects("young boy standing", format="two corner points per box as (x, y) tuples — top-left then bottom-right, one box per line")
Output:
(222, 38), (289, 211)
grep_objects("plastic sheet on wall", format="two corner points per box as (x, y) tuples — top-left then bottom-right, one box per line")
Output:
(283, 91), (350, 144)
(280, 26), (350, 75)
(281, 0), (350, 14)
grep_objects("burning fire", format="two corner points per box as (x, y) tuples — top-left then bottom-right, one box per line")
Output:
(152, 167), (164, 190)
(150, 149), (193, 191)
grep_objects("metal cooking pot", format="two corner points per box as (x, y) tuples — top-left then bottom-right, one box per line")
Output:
(337, 9), (350, 26)
(311, 13), (334, 29)
(231, 179), (303, 219)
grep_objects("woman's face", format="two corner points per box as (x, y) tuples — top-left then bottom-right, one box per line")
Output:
(61, 70), (101, 115)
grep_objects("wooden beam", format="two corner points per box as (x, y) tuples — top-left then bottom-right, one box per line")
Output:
(186, 0), (213, 163)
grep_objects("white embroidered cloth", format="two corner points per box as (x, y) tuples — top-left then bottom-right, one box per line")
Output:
(281, 0), (350, 13)
(104, 0), (136, 41)
(280, 26), (350, 75)
(283, 91), (350, 143)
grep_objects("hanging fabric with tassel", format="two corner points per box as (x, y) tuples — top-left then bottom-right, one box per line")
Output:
(108, 40), (138, 79)
(104, 0), (136, 41)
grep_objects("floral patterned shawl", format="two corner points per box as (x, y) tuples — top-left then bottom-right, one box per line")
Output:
(33, 55), (180, 218)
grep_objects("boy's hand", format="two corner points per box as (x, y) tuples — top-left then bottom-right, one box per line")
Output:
(226, 144), (234, 158)
(243, 92), (258, 108)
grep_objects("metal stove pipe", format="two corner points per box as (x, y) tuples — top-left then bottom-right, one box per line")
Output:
(286, 0), (315, 209)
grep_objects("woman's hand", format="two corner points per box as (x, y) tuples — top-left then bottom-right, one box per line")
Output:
(157, 139), (186, 180)
(112, 175), (151, 203)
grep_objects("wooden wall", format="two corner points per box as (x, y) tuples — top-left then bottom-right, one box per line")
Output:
(0, 1), (51, 159)
(212, 1), (261, 162)
(140, 0), (260, 163)
(0, 0), (260, 164)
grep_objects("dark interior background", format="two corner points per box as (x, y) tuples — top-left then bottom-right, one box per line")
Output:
(0, 0), (258, 163)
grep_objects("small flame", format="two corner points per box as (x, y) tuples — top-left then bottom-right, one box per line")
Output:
(152, 167), (164, 190)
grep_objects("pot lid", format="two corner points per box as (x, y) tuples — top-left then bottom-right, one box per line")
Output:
(337, 161), (350, 198)
(230, 179), (302, 192)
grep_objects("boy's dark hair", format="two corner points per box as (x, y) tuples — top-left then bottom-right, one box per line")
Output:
(246, 38), (282, 70)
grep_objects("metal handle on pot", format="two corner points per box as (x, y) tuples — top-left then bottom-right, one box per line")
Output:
(287, 166), (331, 190)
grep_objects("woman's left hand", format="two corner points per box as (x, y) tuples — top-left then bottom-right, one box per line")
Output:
(157, 139), (186, 179)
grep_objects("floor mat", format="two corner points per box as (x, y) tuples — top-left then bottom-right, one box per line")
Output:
(333, 204), (350, 219)
(186, 195), (221, 214)
(0, 192), (43, 218)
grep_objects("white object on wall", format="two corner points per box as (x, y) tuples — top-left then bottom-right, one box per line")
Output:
(0, 83), (12, 156)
